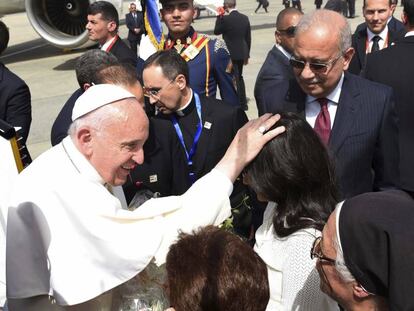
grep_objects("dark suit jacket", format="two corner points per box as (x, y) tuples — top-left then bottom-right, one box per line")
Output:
(348, 24), (404, 75)
(125, 12), (144, 43)
(213, 10), (251, 61)
(254, 46), (294, 115)
(123, 117), (188, 202)
(50, 88), (83, 146)
(108, 36), (137, 67)
(364, 35), (414, 192)
(154, 94), (248, 190)
(261, 72), (399, 200)
(0, 62), (31, 144)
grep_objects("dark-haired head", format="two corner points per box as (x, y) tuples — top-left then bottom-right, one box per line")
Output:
(166, 226), (269, 311)
(75, 50), (119, 88)
(87, 1), (119, 30)
(143, 50), (189, 83)
(0, 21), (9, 55)
(403, 0), (414, 26)
(245, 112), (338, 237)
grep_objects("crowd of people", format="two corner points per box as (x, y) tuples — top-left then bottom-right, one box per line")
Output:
(1, 0), (414, 310)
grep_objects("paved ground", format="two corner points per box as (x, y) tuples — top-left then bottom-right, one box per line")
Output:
(0, 0), (403, 158)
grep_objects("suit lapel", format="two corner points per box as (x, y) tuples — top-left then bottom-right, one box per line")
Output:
(285, 79), (306, 117)
(329, 73), (359, 153)
(356, 29), (367, 66)
(193, 97), (211, 176)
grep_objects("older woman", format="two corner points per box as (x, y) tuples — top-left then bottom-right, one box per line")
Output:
(244, 113), (339, 310)
(315, 190), (414, 310)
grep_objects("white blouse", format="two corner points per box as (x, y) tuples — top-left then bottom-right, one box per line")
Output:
(254, 202), (339, 311)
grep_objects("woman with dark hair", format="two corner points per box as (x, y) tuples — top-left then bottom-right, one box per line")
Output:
(245, 113), (339, 310)
(165, 226), (270, 311)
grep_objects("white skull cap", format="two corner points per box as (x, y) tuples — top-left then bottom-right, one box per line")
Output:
(72, 84), (136, 121)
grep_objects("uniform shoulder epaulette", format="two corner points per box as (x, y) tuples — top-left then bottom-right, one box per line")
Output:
(212, 36), (230, 54)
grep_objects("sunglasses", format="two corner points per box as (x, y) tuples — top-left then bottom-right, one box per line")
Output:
(289, 54), (342, 74)
(277, 26), (296, 37)
(310, 236), (336, 264)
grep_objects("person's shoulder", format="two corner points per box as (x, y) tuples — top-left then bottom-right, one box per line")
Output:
(199, 33), (229, 53)
(0, 63), (27, 87)
(200, 94), (241, 114)
(345, 72), (393, 95)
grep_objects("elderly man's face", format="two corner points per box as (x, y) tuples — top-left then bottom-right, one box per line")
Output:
(89, 99), (149, 186)
(275, 13), (302, 55)
(161, 0), (196, 38)
(317, 212), (355, 309)
(363, 0), (392, 34)
(292, 26), (353, 98)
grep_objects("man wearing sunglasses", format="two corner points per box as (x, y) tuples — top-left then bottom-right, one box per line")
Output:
(254, 8), (303, 114)
(260, 9), (399, 201)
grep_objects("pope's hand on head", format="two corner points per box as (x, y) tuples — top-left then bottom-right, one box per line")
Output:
(215, 114), (286, 182)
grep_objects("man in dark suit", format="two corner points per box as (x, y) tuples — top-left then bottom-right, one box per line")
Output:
(214, 0), (251, 110)
(86, 1), (137, 67)
(261, 9), (399, 200)
(51, 50), (119, 146)
(254, 8), (303, 115)
(364, 0), (414, 196)
(141, 50), (251, 236)
(0, 20), (31, 145)
(125, 2), (144, 56)
(348, 0), (404, 74)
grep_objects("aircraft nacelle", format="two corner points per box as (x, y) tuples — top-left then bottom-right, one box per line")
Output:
(1, 0), (123, 49)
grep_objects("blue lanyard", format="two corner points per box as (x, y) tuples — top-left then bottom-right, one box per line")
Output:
(171, 93), (202, 185)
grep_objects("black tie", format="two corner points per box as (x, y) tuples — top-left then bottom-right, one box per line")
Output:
(371, 35), (381, 53)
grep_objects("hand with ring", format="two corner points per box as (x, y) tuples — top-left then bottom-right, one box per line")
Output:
(215, 114), (286, 182)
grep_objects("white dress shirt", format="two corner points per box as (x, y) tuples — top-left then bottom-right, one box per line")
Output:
(305, 73), (344, 128)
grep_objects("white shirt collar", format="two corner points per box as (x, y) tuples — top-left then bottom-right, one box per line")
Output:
(276, 44), (291, 60)
(367, 25), (388, 42)
(101, 36), (117, 51)
(228, 8), (237, 13)
(307, 73), (344, 104)
(405, 30), (414, 37)
(62, 136), (105, 185)
(176, 89), (193, 117)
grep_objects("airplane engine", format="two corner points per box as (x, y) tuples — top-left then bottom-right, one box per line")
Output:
(25, 0), (91, 49)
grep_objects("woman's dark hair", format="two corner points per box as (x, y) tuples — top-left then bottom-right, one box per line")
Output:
(245, 112), (338, 237)
(166, 226), (269, 311)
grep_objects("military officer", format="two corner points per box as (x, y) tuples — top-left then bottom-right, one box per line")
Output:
(159, 0), (239, 107)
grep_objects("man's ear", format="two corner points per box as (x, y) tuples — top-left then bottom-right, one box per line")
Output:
(275, 30), (281, 45)
(83, 83), (91, 91)
(352, 283), (371, 299)
(401, 11), (409, 25)
(175, 74), (187, 90)
(76, 127), (94, 157)
(107, 20), (117, 32)
(342, 47), (355, 71)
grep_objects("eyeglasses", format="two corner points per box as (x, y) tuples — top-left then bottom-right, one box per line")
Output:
(310, 236), (336, 264)
(143, 79), (175, 98)
(277, 26), (296, 37)
(289, 54), (343, 74)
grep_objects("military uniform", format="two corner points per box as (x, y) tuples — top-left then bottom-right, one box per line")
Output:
(163, 27), (239, 107)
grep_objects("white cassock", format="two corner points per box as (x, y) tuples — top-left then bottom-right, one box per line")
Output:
(6, 136), (232, 307)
